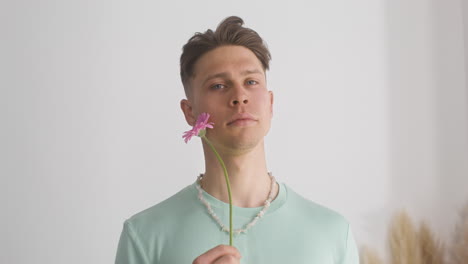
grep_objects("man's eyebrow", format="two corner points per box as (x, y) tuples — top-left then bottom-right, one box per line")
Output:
(241, 69), (263, 75)
(202, 69), (263, 86)
(202, 72), (230, 86)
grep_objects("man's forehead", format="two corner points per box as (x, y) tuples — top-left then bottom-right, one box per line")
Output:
(193, 46), (264, 77)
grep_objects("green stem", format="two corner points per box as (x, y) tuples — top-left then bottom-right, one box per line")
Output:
(202, 135), (233, 246)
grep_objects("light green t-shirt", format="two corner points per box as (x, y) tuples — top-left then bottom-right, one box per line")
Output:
(115, 178), (359, 264)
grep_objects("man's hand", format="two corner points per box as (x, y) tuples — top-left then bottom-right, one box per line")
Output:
(192, 244), (242, 264)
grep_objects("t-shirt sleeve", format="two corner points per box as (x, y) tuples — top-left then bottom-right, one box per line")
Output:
(115, 220), (150, 264)
(342, 224), (360, 264)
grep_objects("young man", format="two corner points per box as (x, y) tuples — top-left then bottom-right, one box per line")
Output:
(115, 16), (359, 264)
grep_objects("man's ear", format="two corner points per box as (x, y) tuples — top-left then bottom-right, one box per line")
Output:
(269, 90), (274, 117)
(180, 99), (196, 126)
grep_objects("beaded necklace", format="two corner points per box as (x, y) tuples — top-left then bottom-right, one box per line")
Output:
(195, 172), (277, 235)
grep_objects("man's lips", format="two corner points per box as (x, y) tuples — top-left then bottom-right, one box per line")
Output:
(227, 113), (257, 125)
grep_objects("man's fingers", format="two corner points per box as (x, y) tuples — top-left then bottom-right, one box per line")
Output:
(213, 254), (241, 264)
(193, 245), (241, 264)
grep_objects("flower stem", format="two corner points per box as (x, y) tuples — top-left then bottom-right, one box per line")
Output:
(202, 135), (233, 246)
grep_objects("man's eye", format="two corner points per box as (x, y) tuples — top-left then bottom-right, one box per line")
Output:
(211, 84), (225, 90)
(247, 80), (258, 85)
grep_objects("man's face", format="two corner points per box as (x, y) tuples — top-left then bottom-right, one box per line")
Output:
(181, 45), (274, 153)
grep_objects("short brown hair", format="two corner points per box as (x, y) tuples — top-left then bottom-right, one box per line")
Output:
(180, 16), (271, 97)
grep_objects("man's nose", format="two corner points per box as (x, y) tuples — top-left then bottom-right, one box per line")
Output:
(230, 86), (249, 106)
(232, 98), (249, 105)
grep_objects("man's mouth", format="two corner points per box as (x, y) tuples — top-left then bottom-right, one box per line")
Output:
(227, 113), (257, 126)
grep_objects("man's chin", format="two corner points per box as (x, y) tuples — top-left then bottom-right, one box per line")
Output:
(222, 137), (263, 153)
(206, 129), (264, 147)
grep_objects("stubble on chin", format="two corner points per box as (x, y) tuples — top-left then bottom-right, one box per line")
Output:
(208, 131), (266, 156)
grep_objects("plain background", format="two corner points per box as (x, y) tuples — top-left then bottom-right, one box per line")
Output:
(1, 0), (468, 263)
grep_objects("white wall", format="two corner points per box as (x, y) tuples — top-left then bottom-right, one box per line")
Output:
(1, 0), (467, 263)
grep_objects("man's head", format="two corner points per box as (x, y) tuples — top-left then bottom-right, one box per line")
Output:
(180, 16), (274, 154)
(180, 16), (271, 98)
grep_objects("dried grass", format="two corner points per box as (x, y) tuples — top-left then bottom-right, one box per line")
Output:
(450, 202), (468, 264)
(360, 204), (468, 264)
(388, 210), (421, 264)
(360, 245), (384, 264)
(418, 221), (445, 264)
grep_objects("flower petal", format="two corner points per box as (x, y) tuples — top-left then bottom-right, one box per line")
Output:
(182, 112), (214, 143)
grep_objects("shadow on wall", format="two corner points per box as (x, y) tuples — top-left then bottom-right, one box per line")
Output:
(463, 0), (468, 99)
(386, 0), (468, 245)
(432, 0), (468, 241)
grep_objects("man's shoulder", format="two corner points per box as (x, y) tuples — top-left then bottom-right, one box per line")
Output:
(283, 183), (350, 228)
(124, 183), (196, 232)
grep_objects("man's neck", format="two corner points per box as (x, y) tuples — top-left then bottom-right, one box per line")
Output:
(200, 141), (279, 208)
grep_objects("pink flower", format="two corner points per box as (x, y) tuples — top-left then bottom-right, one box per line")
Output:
(182, 112), (214, 143)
